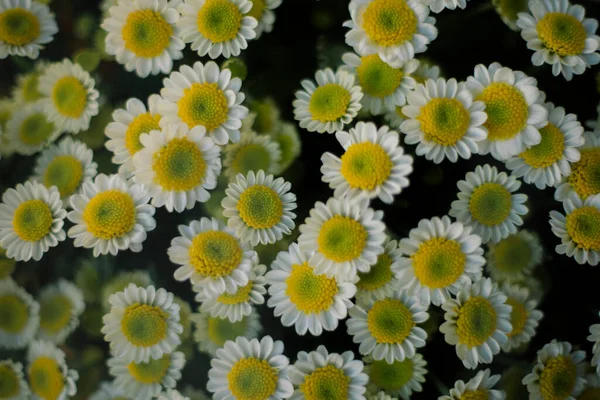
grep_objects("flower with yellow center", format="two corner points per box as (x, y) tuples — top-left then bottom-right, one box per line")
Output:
(500, 282), (543, 352)
(0, 279), (39, 350)
(101, 270), (154, 311)
(439, 278), (512, 369)
(266, 243), (356, 336)
(90, 381), (135, 400)
(0, 0), (57, 59)
(102, 0), (184, 77)
(344, 0), (438, 68)
(321, 121), (413, 204)
(271, 121), (302, 173)
(246, 0), (281, 38)
(449, 164), (529, 244)
(0, 181), (66, 262)
(0, 359), (30, 400)
(466, 62), (548, 161)
(223, 131), (283, 180)
(293, 68), (363, 134)
(364, 354), (427, 398)
(36, 279), (85, 344)
(355, 237), (402, 306)
(555, 131), (600, 202)
(27, 340), (78, 400)
(249, 97), (280, 134)
(439, 369), (505, 400)
(523, 340), (587, 400)
(4, 102), (61, 156)
(12, 61), (47, 104)
(485, 230), (543, 282)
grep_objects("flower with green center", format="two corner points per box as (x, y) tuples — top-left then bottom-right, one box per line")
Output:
(439, 369), (504, 400)
(37, 279), (85, 344)
(355, 237), (402, 305)
(364, 354), (427, 398)
(5, 102), (60, 156)
(270, 121), (301, 172)
(101, 270), (154, 311)
(493, 0), (528, 30)
(249, 97), (280, 134)
(27, 340), (78, 400)
(0, 360), (30, 400)
(246, 0), (281, 38)
(485, 230), (543, 282)
(556, 132), (600, 202)
(12, 62), (46, 104)
(0, 279), (39, 350)
(223, 131), (283, 180)
(500, 282), (543, 352)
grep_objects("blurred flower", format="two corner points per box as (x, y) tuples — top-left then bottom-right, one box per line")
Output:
(0, 279), (39, 349)
(355, 237), (402, 306)
(5, 102), (61, 155)
(37, 279), (85, 344)
(90, 381), (133, 400)
(364, 354), (427, 399)
(11, 61), (47, 104)
(555, 131), (600, 202)
(27, 340), (78, 400)
(500, 282), (543, 352)
(493, 0), (528, 30)
(485, 230), (543, 282)
(223, 131), (282, 180)
(247, 0), (281, 38)
(439, 369), (505, 400)
(0, 246), (16, 280)
(271, 121), (301, 172)
(249, 97), (280, 134)
(101, 269), (153, 310)
(0, 359), (30, 399)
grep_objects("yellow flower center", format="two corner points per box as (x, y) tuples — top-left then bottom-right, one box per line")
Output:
(536, 12), (586, 56)
(217, 281), (253, 305)
(153, 138), (206, 191)
(412, 237), (465, 289)
(236, 185), (284, 229)
(197, 0), (243, 43)
(357, 252), (394, 291)
(39, 294), (73, 334)
(18, 112), (55, 146)
(317, 215), (368, 263)
(0, 364), (20, 398)
(227, 357), (278, 400)
(456, 296), (497, 347)
(0, 295), (28, 333)
(127, 354), (170, 384)
(418, 98), (471, 146)
(309, 84), (351, 123)
(578, 388), (600, 400)
(12, 199), (53, 242)
(469, 182), (512, 226)
(491, 234), (532, 276)
(300, 364), (350, 400)
(506, 297), (528, 337)
(460, 390), (489, 400)
(356, 54), (405, 98)
(29, 357), (65, 400)
(565, 206), (600, 251)
(230, 143), (274, 177)
(21, 72), (43, 102)
(82, 190), (137, 240)
(367, 298), (415, 344)
(369, 358), (414, 391)
(285, 262), (338, 313)
(177, 82), (229, 131)
(340, 142), (393, 190)
(477, 82), (528, 141)
(247, 0), (266, 21)
(207, 315), (248, 346)
(122, 9), (172, 58)
(567, 148), (600, 199)
(43, 155), (84, 198)
(0, 8), (40, 46)
(189, 230), (243, 278)
(121, 303), (169, 347)
(362, 0), (417, 46)
(125, 112), (161, 156)
(52, 76), (88, 119)
(539, 356), (578, 400)
(520, 122), (565, 168)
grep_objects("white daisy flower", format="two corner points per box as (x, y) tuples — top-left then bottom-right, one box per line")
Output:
(0, 0), (58, 59)
(0, 359), (30, 400)
(424, 0), (469, 13)
(222, 130), (282, 180)
(102, 0), (184, 78)
(466, 62), (548, 160)
(555, 131), (600, 201)
(344, 0), (438, 68)
(355, 237), (402, 306)
(39, 58), (100, 134)
(395, 215), (485, 307)
(36, 279), (85, 344)
(266, 242), (356, 336)
(12, 61), (47, 104)
(500, 282), (543, 352)
(246, 0), (281, 38)
(439, 368), (506, 400)
(588, 315), (600, 374)
(158, 389), (190, 400)
(102, 283), (183, 364)
(293, 68), (363, 134)
(0, 279), (39, 349)
(132, 123), (221, 213)
(439, 277), (512, 369)
(0, 181), (66, 262)
(90, 381), (133, 400)
(101, 270), (154, 311)
(364, 353), (427, 399)
(4, 102), (61, 156)
(288, 345), (369, 400)
(449, 164), (529, 244)
(347, 290), (428, 363)
(207, 335), (293, 400)
(27, 340), (78, 400)
(321, 121), (413, 204)
(485, 230), (543, 282)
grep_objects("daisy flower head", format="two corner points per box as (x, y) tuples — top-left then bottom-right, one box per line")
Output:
(355, 237), (402, 306)
(132, 122), (221, 212)
(222, 130), (282, 180)
(287, 345), (369, 400)
(12, 61), (47, 104)
(246, 0), (281, 38)
(159, 60), (248, 145)
(347, 290), (428, 363)
(39, 58), (100, 134)
(102, 283), (183, 364)
(344, 0), (438, 68)
(67, 174), (156, 257)
(321, 121), (413, 204)
(439, 368), (505, 400)
(0, 279), (39, 349)
(555, 131), (600, 202)
(500, 282), (543, 352)
(36, 279), (85, 344)
(293, 67), (363, 134)
(0, 0), (58, 59)
(439, 277), (512, 369)
(207, 335), (293, 400)
(298, 196), (387, 282)
(485, 230), (543, 282)
(0, 181), (66, 262)
(27, 340), (78, 400)
(90, 381), (133, 400)
(101, 269), (154, 310)
(364, 353), (427, 399)
(588, 314), (600, 374)
(466, 62), (548, 160)
(266, 242), (356, 336)
(449, 164), (529, 244)
(0, 359), (30, 400)
(4, 102), (61, 156)
(271, 121), (301, 172)
(101, 0), (184, 78)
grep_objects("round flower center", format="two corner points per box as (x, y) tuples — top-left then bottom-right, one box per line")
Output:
(317, 215), (368, 263)
(43, 155), (84, 198)
(340, 142), (393, 190)
(177, 82), (229, 131)
(309, 84), (351, 122)
(12, 199), (53, 242)
(21, 72), (42, 102)
(207, 315), (248, 346)
(461, 390), (489, 400)
(121, 303), (169, 347)
(411, 237), (465, 289)
(127, 354), (170, 384)
(0, 8), (40, 46)
(52, 76), (88, 119)
(125, 112), (161, 156)
(247, 0), (266, 20)
(469, 182), (512, 226)
(252, 101), (276, 133)
(82, 190), (137, 240)
(567, 148), (600, 199)
(0, 364), (20, 398)
(230, 143), (274, 177)
(477, 82), (528, 141)
(565, 206), (600, 251)
(0, 295), (28, 333)
(197, 0), (243, 43)
(122, 9), (172, 58)
(189, 230), (243, 278)
(217, 281), (253, 305)
(491, 235), (532, 276)
(153, 138), (206, 191)
(506, 297), (528, 337)
(40, 294), (73, 334)
(18, 112), (55, 146)
(367, 298), (415, 344)
(357, 253), (393, 291)
(539, 356), (577, 400)
(536, 12), (586, 56)
(456, 296), (497, 347)
(227, 357), (278, 400)
(520, 122), (565, 168)
(300, 364), (350, 400)
(285, 262), (338, 313)
(418, 98), (471, 146)
(29, 357), (64, 400)
(356, 54), (404, 98)
(578, 388), (600, 400)
(362, 0), (417, 46)
(236, 185), (284, 229)
(369, 358), (413, 391)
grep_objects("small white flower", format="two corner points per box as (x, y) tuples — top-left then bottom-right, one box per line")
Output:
(500, 282), (543, 352)
(364, 353), (427, 399)
(222, 130), (282, 180)
(5, 102), (61, 155)
(0, 359), (30, 400)
(485, 230), (543, 282)
(27, 340), (78, 400)
(36, 279), (85, 344)
(0, 279), (40, 349)
(247, 0), (281, 38)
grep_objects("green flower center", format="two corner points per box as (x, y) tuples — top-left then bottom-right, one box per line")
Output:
(418, 98), (471, 146)
(309, 84), (351, 122)
(356, 54), (404, 98)
(40, 294), (74, 334)
(536, 12), (586, 56)
(367, 298), (415, 344)
(197, 0), (243, 43)
(0, 295), (28, 333)
(357, 253), (394, 291)
(369, 358), (414, 391)
(469, 182), (513, 226)
(456, 296), (497, 347)
(0, 7), (40, 46)
(43, 155), (84, 198)
(19, 113), (55, 146)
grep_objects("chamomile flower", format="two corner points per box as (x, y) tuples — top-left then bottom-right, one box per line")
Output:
(293, 68), (363, 134)
(12, 61), (47, 104)
(0, 359), (30, 400)
(364, 354), (427, 399)
(0, 279), (39, 349)
(37, 279), (85, 344)
(0, 181), (66, 262)
(207, 335), (293, 400)
(344, 0), (438, 68)
(39, 58), (100, 134)
(439, 369), (505, 400)
(411, 58), (442, 84)
(500, 282), (543, 352)
(68, 174), (156, 257)
(321, 122), (413, 204)
(485, 230), (543, 282)
(287, 345), (369, 400)
(102, 0), (184, 78)
(395, 216), (485, 307)
(555, 131), (600, 201)
(90, 381), (133, 400)
(102, 284), (183, 364)
(355, 237), (402, 306)
(27, 340), (78, 400)
(132, 123), (221, 212)
(101, 270), (154, 310)
(522, 340), (587, 400)
(272, 121), (302, 172)
(0, 0), (58, 59)
(5, 102), (61, 156)
(449, 164), (529, 244)
(588, 314), (600, 374)
(246, 0), (281, 38)
(266, 242), (356, 336)
(439, 278), (512, 369)
(158, 389), (190, 400)
(424, 0), (468, 13)
(222, 131), (282, 180)
(466, 62), (548, 161)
